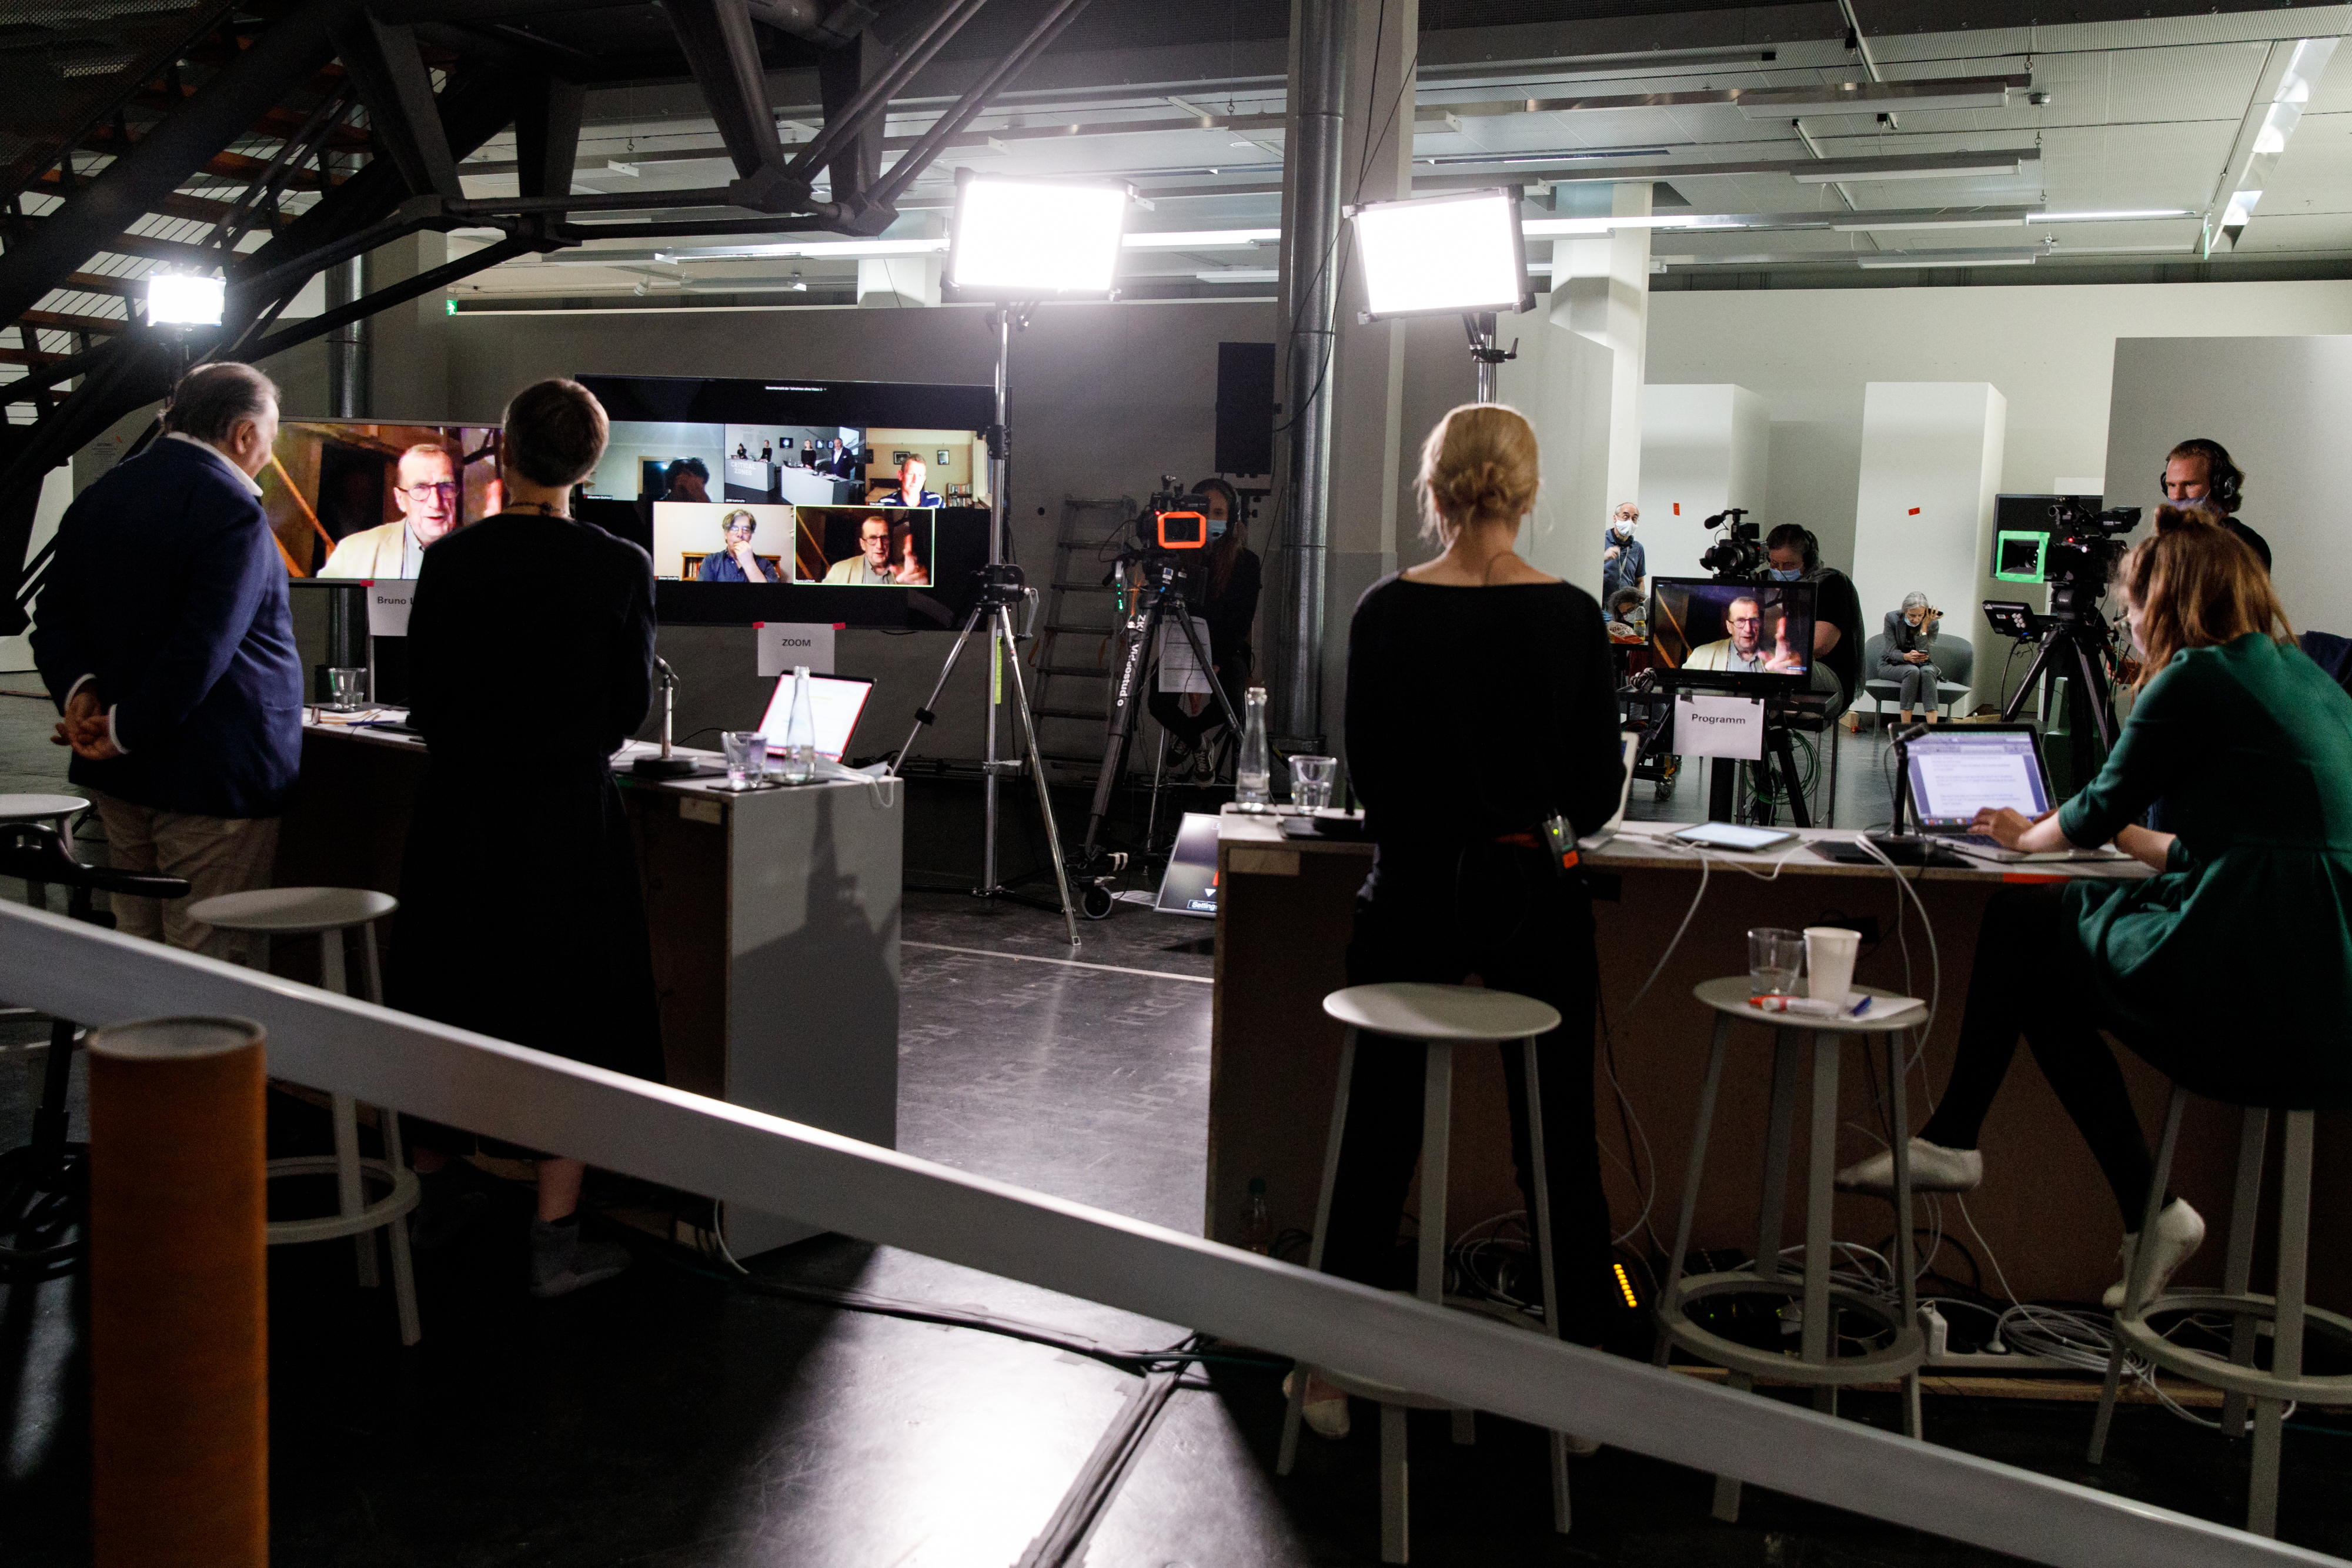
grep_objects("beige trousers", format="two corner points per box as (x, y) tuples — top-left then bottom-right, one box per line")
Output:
(90, 791), (282, 967)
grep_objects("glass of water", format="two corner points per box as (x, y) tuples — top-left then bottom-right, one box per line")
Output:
(324, 666), (369, 713)
(723, 730), (768, 790)
(1290, 754), (1338, 811)
(1748, 927), (1805, 997)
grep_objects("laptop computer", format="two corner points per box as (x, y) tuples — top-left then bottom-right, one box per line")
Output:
(1902, 723), (2125, 862)
(756, 672), (876, 764)
(1578, 730), (1646, 850)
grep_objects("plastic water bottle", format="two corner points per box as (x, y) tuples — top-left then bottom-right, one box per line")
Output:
(1235, 686), (1272, 811)
(780, 666), (818, 784)
(1240, 1176), (1273, 1255)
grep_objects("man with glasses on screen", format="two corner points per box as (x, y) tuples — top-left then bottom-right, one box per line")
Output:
(321, 444), (465, 579)
(1686, 594), (1804, 676)
(822, 514), (899, 583)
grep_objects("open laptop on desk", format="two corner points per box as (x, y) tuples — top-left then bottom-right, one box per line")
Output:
(1903, 724), (2127, 863)
(756, 672), (875, 764)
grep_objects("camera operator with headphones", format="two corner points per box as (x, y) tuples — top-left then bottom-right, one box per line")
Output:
(1762, 523), (1865, 717)
(1147, 477), (1260, 780)
(2161, 437), (2271, 573)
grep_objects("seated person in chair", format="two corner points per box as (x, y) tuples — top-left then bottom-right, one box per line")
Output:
(1882, 591), (1943, 724)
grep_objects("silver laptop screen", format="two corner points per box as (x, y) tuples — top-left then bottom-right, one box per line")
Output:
(1906, 730), (2050, 829)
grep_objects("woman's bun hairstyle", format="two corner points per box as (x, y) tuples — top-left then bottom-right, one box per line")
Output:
(1415, 403), (1540, 544)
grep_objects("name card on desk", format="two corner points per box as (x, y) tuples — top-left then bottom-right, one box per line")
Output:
(366, 580), (416, 637)
(756, 621), (838, 678)
(1674, 692), (1765, 760)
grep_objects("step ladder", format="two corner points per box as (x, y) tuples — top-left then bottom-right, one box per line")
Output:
(1026, 493), (1135, 784)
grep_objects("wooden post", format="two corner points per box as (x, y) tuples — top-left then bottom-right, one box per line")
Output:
(89, 1017), (268, 1568)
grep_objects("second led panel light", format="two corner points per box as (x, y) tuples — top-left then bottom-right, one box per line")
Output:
(1351, 187), (1530, 320)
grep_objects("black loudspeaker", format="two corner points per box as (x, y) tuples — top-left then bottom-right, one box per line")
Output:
(1214, 341), (1277, 477)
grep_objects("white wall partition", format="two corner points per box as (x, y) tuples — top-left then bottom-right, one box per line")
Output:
(1498, 318), (1615, 599)
(2106, 334), (2352, 636)
(1851, 383), (2007, 713)
(1639, 384), (1770, 584)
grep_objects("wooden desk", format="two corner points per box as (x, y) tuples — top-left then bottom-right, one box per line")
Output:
(278, 718), (903, 1257)
(1210, 812), (2350, 1309)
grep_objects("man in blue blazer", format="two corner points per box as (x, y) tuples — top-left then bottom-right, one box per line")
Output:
(31, 361), (303, 962)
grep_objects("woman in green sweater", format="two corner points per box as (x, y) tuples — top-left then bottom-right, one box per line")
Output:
(1837, 506), (2351, 1304)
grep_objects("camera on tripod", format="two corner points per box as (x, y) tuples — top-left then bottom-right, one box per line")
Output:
(1134, 476), (1216, 554)
(1700, 506), (1764, 579)
(1990, 495), (2143, 631)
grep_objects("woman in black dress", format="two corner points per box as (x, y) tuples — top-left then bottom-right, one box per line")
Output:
(1145, 477), (1261, 777)
(1293, 403), (1626, 1438)
(390, 378), (663, 1299)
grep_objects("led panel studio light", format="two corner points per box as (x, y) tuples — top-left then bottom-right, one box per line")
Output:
(946, 173), (1129, 299)
(146, 271), (225, 326)
(1351, 188), (1531, 321)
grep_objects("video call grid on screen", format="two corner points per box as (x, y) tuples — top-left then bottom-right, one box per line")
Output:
(650, 501), (937, 587)
(260, 420), (501, 580)
(1646, 577), (1818, 689)
(1906, 730), (2052, 828)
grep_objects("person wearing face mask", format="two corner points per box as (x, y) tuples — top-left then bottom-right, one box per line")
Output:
(1882, 591), (1945, 725)
(1148, 477), (1260, 778)
(2160, 438), (2270, 573)
(1835, 507), (2352, 1306)
(1601, 502), (1644, 602)
(1762, 523), (1863, 716)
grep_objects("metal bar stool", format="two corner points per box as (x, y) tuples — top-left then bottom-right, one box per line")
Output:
(1276, 981), (1573, 1564)
(188, 886), (420, 1346)
(0, 793), (91, 915)
(1656, 977), (1928, 1523)
(0, 822), (189, 1281)
(2089, 1086), (2352, 1538)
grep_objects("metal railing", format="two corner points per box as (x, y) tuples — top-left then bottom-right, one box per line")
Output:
(0, 898), (2334, 1568)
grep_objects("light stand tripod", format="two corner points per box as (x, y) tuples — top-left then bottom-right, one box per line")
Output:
(891, 304), (1081, 946)
(1071, 552), (1245, 916)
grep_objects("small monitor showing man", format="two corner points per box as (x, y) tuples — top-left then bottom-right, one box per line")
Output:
(1646, 577), (1816, 687)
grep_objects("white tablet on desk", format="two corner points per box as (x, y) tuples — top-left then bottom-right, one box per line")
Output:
(1669, 822), (1799, 853)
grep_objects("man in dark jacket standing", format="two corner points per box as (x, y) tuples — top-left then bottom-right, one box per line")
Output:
(31, 361), (301, 964)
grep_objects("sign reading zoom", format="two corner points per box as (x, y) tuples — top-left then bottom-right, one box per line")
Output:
(1673, 693), (1766, 760)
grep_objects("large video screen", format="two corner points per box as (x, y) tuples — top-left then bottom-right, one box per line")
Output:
(259, 420), (502, 579)
(1647, 576), (1818, 689)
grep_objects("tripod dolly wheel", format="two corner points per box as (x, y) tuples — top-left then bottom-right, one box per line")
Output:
(1080, 881), (1118, 921)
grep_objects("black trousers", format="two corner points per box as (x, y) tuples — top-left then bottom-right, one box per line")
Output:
(1319, 845), (1615, 1343)
(1917, 884), (2158, 1224)
(1147, 654), (1248, 747)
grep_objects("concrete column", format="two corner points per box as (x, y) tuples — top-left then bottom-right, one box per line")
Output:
(365, 229), (450, 418)
(1312, 0), (1416, 743)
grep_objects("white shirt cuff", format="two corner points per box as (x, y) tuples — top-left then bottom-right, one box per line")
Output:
(107, 704), (126, 754)
(64, 673), (95, 706)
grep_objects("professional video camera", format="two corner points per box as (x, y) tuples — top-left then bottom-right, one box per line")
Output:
(1986, 494), (2143, 756)
(1700, 506), (1763, 579)
(1133, 476), (1216, 554)
(2038, 497), (2141, 627)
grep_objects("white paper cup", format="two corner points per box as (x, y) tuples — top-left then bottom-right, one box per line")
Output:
(1803, 925), (1860, 1007)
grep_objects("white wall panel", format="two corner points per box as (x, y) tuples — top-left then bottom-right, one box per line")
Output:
(1852, 383), (2006, 712)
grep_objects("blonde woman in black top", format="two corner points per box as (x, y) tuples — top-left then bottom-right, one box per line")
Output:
(1291, 403), (1625, 1440)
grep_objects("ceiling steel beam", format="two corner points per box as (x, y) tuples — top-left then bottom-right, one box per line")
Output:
(513, 73), (587, 200)
(662, 0), (793, 184)
(329, 9), (465, 198)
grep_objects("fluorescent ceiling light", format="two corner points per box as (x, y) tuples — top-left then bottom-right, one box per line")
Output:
(2206, 36), (2338, 252)
(946, 173), (1128, 299)
(146, 271), (224, 326)
(1795, 155), (2025, 183)
(1855, 248), (2041, 268)
(1122, 228), (1279, 250)
(1830, 213), (2027, 232)
(2037, 209), (2190, 222)
(2221, 190), (2261, 229)
(1350, 187), (1529, 320)
(1197, 268), (1279, 283)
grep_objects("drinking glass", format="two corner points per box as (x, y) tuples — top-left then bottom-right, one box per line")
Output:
(1748, 927), (1805, 997)
(723, 731), (769, 790)
(1290, 754), (1338, 811)
(325, 666), (369, 713)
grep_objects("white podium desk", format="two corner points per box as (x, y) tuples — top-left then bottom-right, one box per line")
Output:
(280, 717), (902, 1256)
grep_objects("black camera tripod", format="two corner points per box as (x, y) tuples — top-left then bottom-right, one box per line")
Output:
(2000, 610), (2120, 751)
(1071, 553), (1244, 917)
(894, 561), (1081, 945)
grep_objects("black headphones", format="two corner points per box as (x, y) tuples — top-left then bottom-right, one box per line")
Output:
(2161, 438), (2243, 510)
(1763, 523), (1819, 570)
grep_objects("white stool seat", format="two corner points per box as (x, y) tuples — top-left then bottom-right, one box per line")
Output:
(189, 885), (398, 935)
(0, 793), (88, 822)
(1692, 975), (1915, 1034)
(1324, 982), (1562, 1042)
